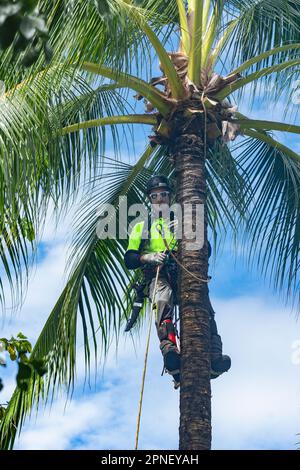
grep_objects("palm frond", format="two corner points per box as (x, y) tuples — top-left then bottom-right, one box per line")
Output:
(242, 128), (300, 163)
(0, 196), (35, 310)
(217, 57), (300, 100)
(233, 133), (300, 307)
(177, 0), (190, 55)
(202, 0), (225, 69)
(208, 18), (239, 70)
(188, 0), (204, 83)
(81, 62), (171, 115)
(233, 115), (300, 146)
(45, 0), (178, 77)
(0, 144), (158, 450)
(232, 43), (300, 76)
(61, 114), (156, 135)
(206, 140), (252, 236)
(1, 67), (126, 203)
(225, 0), (300, 66)
(218, 1), (300, 104)
(0, 63), (141, 309)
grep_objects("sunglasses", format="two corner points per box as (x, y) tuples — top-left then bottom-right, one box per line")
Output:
(149, 191), (170, 200)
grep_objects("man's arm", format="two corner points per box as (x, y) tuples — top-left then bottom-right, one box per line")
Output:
(124, 250), (143, 269)
(124, 250), (167, 269)
(124, 222), (144, 270)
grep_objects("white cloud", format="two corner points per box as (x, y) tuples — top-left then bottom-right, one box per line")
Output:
(7, 294), (300, 451)
(14, 325), (180, 450)
(211, 296), (300, 450)
(17, 394), (113, 450)
(1, 241), (69, 343)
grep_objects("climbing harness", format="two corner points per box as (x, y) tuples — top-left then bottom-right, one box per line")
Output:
(156, 224), (211, 284)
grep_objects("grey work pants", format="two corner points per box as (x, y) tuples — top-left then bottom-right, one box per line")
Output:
(148, 275), (180, 366)
(148, 275), (174, 325)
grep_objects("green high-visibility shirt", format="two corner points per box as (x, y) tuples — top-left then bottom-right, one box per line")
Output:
(127, 217), (178, 253)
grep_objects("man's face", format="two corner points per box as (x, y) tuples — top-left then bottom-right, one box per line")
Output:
(148, 186), (170, 218)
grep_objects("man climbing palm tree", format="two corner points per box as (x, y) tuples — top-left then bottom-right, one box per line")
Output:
(124, 175), (231, 388)
(1, 0), (300, 451)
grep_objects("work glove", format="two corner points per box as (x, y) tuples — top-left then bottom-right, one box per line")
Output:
(140, 252), (166, 265)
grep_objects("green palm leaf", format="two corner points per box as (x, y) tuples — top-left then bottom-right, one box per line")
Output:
(206, 140), (252, 235)
(0, 62), (144, 307)
(1, 0), (300, 450)
(0, 145), (157, 449)
(226, 0), (300, 66)
(43, 0), (178, 77)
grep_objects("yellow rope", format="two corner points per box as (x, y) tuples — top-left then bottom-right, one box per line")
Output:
(167, 245), (210, 283)
(134, 264), (160, 450)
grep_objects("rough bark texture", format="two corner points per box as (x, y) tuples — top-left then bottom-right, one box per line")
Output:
(172, 132), (211, 450)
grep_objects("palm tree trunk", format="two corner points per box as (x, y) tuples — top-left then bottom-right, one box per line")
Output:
(173, 132), (211, 450)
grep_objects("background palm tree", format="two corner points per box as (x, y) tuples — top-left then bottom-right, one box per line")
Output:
(0, 0), (300, 450)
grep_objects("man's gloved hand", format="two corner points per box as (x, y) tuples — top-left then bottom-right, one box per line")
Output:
(140, 252), (167, 265)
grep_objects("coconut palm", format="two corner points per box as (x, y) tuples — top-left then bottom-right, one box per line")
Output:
(1, 0), (300, 450)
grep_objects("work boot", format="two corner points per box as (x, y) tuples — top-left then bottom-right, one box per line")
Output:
(210, 334), (231, 379)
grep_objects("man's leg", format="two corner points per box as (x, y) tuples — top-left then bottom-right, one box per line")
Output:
(149, 276), (181, 387)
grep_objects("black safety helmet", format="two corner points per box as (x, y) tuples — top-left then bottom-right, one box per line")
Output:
(146, 175), (171, 195)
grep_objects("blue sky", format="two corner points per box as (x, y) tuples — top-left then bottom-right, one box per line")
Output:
(1, 25), (300, 450)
